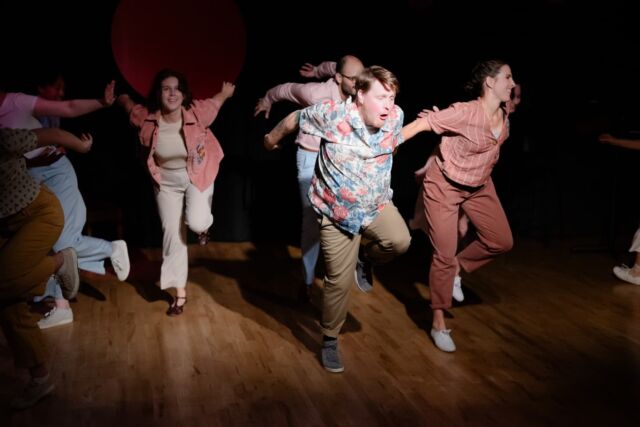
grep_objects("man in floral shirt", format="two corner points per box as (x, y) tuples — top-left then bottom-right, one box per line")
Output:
(264, 66), (411, 373)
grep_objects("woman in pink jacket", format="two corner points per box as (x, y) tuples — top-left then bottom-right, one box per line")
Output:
(118, 69), (235, 315)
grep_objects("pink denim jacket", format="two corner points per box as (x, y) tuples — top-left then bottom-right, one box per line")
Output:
(128, 98), (224, 192)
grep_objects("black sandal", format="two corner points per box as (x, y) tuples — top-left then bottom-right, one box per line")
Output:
(166, 296), (187, 316)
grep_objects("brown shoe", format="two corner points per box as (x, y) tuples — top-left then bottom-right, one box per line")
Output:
(166, 296), (187, 316)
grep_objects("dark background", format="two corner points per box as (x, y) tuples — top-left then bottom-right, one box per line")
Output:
(1, 0), (639, 253)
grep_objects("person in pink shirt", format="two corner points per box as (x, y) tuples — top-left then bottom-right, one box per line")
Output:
(409, 82), (524, 305)
(402, 59), (517, 352)
(118, 69), (235, 316)
(255, 55), (364, 300)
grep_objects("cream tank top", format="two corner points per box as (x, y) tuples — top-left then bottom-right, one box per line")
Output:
(154, 118), (188, 169)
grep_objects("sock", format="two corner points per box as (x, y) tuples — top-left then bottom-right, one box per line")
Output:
(323, 335), (337, 343)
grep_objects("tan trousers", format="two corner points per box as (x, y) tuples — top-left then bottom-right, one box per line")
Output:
(0, 187), (63, 368)
(320, 202), (411, 337)
(424, 164), (513, 310)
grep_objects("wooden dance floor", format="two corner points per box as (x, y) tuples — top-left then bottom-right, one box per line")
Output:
(2, 236), (639, 426)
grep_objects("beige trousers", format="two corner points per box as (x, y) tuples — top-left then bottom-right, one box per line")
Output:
(155, 168), (214, 289)
(320, 202), (411, 337)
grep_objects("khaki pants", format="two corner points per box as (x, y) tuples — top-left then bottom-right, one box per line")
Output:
(424, 164), (513, 310)
(320, 202), (411, 337)
(0, 187), (63, 368)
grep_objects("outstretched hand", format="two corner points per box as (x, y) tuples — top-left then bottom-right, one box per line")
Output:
(418, 105), (439, 118)
(598, 133), (615, 145)
(299, 62), (316, 78)
(221, 81), (236, 99)
(102, 80), (116, 106)
(254, 98), (271, 118)
(76, 133), (94, 153)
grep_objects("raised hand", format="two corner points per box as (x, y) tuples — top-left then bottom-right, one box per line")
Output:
(221, 81), (236, 99)
(254, 98), (271, 118)
(102, 80), (116, 106)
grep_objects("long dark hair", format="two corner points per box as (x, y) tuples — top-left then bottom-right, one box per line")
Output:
(146, 69), (193, 112)
(464, 59), (508, 98)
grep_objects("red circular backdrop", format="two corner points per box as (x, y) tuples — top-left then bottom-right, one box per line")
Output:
(111, 0), (246, 99)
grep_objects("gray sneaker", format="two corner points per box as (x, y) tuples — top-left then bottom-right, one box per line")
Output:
(38, 307), (73, 329)
(354, 255), (373, 293)
(55, 248), (79, 300)
(10, 375), (55, 410)
(321, 339), (345, 373)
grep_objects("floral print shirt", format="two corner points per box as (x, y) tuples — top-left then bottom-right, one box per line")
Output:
(299, 99), (404, 234)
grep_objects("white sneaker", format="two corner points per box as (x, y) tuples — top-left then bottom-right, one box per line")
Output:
(452, 275), (464, 302)
(110, 240), (130, 281)
(613, 265), (640, 285)
(38, 307), (73, 329)
(430, 328), (456, 352)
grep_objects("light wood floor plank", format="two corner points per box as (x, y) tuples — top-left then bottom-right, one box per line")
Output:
(1, 238), (639, 425)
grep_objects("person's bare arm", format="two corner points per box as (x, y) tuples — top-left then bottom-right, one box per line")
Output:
(599, 133), (640, 151)
(33, 128), (93, 153)
(210, 81), (236, 107)
(33, 80), (115, 118)
(264, 110), (300, 150)
(401, 116), (432, 142)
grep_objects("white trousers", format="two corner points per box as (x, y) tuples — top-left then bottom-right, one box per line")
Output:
(155, 168), (214, 289)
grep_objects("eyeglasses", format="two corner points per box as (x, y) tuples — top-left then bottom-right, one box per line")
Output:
(341, 74), (357, 81)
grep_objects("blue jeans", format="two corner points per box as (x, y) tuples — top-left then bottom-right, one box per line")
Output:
(296, 148), (320, 286)
(29, 156), (112, 300)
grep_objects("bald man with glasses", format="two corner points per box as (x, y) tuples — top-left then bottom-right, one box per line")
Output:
(255, 55), (365, 301)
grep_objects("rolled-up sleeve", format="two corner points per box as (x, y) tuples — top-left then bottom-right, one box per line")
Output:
(299, 101), (331, 139)
(426, 102), (470, 135)
(191, 98), (223, 127)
